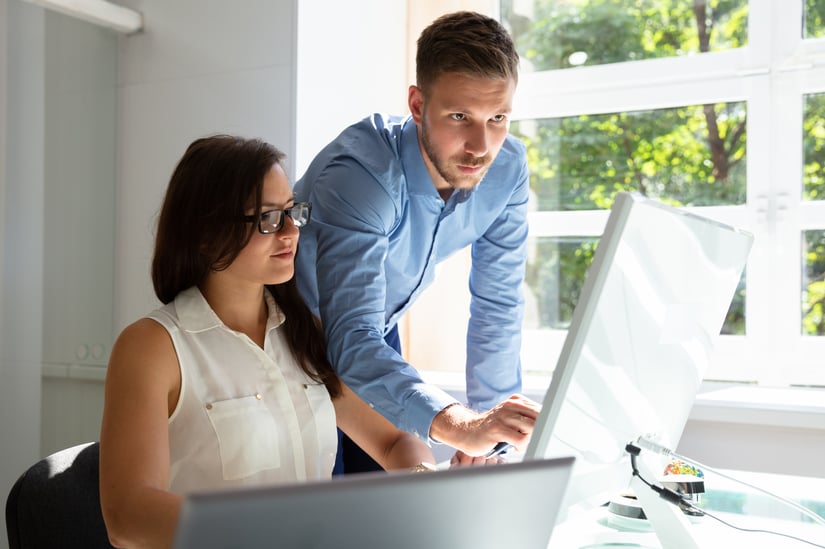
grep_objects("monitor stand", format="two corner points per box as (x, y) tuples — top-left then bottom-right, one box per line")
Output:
(630, 456), (700, 549)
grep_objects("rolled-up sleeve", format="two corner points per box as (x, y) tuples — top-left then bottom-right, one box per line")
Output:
(307, 158), (458, 440)
(465, 156), (530, 411)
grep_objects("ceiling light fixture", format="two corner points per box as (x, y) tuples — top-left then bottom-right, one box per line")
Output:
(22, 0), (143, 34)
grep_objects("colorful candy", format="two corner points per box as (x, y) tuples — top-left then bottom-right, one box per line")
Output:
(664, 460), (704, 478)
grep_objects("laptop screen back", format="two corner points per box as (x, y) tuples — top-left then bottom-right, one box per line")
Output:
(174, 456), (575, 549)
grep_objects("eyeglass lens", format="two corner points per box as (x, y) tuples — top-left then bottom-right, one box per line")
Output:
(259, 203), (310, 233)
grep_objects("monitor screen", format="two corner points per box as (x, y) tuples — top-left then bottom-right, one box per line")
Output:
(523, 192), (753, 516)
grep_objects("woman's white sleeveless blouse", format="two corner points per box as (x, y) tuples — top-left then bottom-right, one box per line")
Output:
(147, 287), (338, 495)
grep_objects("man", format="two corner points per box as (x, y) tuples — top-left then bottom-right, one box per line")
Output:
(294, 11), (538, 470)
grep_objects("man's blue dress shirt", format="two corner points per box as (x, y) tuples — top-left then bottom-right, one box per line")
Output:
(294, 114), (529, 441)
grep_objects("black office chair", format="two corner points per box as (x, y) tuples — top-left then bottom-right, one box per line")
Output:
(5, 442), (114, 549)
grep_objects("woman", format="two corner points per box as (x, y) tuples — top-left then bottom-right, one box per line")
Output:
(99, 135), (435, 548)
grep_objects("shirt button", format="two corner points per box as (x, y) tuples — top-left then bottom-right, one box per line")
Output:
(368, 402), (375, 408)
(205, 403), (212, 410)
(255, 393), (262, 400)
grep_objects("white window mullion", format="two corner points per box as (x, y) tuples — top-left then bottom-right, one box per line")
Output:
(799, 201), (825, 229)
(774, 11), (825, 384)
(765, 0), (805, 385)
(516, 50), (757, 122)
(704, 66), (770, 382)
(760, 0), (799, 66)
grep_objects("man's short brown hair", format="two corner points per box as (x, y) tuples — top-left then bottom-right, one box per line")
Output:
(416, 11), (519, 94)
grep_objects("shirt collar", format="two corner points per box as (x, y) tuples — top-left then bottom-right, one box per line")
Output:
(174, 286), (287, 333)
(401, 117), (438, 197)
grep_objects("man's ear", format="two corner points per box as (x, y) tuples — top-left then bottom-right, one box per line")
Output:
(408, 85), (424, 124)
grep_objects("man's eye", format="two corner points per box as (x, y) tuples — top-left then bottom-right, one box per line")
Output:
(450, 113), (466, 121)
(492, 114), (507, 123)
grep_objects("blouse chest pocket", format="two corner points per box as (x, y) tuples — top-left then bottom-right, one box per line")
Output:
(303, 383), (338, 445)
(205, 394), (281, 480)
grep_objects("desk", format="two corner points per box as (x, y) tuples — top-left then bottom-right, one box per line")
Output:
(548, 469), (825, 548)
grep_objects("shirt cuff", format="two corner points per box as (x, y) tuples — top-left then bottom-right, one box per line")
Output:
(404, 387), (460, 445)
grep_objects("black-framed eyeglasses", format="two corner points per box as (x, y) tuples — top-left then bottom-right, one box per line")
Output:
(244, 202), (312, 234)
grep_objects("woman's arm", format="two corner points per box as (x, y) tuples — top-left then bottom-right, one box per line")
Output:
(99, 318), (182, 549)
(333, 383), (435, 471)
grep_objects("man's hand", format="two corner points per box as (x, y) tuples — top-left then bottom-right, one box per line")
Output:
(429, 394), (541, 457)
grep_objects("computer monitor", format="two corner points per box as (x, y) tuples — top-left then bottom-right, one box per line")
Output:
(523, 192), (753, 546)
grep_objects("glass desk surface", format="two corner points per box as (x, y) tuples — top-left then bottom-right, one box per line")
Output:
(548, 468), (825, 549)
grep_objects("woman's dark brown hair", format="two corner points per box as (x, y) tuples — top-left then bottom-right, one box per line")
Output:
(152, 134), (340, 397)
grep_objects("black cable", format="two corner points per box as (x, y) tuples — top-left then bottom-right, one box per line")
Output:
(635, 436), (825, 526)
(623, 443), (825, 549)
(693, 505), (825, 548)
(626, 443), (688, 506)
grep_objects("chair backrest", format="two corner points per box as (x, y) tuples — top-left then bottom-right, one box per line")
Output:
(5, 442), (114, 549)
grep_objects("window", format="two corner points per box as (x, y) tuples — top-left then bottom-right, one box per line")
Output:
(513, 102), (748, 341)
(499, 0), (825, 386)
(502, 0), (747, 71)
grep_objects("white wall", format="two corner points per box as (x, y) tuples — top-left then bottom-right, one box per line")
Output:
(293, 1), (408, 178)
(113, 0), (300, 330)
(0, 3), (45, 546)
(0, 2), (5, 299)
(39, 9), (119, 457)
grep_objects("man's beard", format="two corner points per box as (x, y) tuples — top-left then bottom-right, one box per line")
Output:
(420, 122), (491, 190)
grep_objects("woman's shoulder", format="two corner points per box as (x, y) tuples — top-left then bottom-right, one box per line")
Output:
(110, 316), (177, 370)
(119, 316), (171, 340)
(105, 316), (181, 421)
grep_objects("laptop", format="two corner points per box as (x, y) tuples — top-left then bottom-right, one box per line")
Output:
(173, 456), (574, 549)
